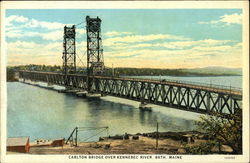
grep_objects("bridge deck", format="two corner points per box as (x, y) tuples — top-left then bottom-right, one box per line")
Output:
(18, 71), (242, 96)
(94, 76), (242, 97)
(18, 70), (242, 115)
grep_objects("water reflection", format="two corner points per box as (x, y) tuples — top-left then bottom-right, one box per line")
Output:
(8, 82), (197, 142)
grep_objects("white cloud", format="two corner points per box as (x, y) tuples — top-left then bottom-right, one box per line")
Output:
(5, 15), (72, 41)
(6, 29), (63, 41)
(104, 38), (233, 50)
(7, 41), (61, 58)
(76, 28), (86, 35)
(76, 41), (87, 54)
(103, 34), (191, 48)
(5, 15), (85, 41)
(5, 15), (242, 68)
(104, 34), (190, 44)
(220, 13), (242, 25)
(198, 13), (242, 26)
(104, 41), (242, 68)
(6, 38), (242, 68)
(192, 45), (233, 52)
(24, 18), (64, 30)
(7, 40), (89, 66)
(6, 29), (25, 38)
(7, 41), (37, 49)
(41, 30), (63, 41)
(6, 15), (29, 26)
(104, 40), (241, 62)
(6, 15), (65, 30)
(104, 31), (133, 37)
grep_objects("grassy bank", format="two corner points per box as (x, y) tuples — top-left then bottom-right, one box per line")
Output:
(8, 131), (234, 155)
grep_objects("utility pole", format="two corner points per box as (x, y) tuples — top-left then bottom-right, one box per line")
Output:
(156, 122), (159, 149)
(75, 127), (78, 147)
(112, 63), (114, 77)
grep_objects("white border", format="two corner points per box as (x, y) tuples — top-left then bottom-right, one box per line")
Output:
(1, 1), (249, 163)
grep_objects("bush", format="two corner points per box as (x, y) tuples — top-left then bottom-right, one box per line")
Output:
(194, 109), (242, 154)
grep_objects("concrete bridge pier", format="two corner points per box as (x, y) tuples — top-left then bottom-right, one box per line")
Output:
(67, 90), (102, 99)
(76, 91), (88, 97)
(46, 83), (54, 90)
(58, 89), (102, 99)
(139, 102), (152, 112)
(65, 89), (80, 95)
(86, 92), (102, 99)
(31, 80), (39, 86)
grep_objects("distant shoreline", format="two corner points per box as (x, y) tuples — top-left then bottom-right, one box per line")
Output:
(7, 74), (242, 82)
(7, 65), (242, 78)
(125, 74), (242, 77)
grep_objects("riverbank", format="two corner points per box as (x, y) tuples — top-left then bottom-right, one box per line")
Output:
(8, 131), (233, 155)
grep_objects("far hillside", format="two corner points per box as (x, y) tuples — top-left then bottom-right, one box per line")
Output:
(181, 67), (242, 76)
(108, 66), (242, 76)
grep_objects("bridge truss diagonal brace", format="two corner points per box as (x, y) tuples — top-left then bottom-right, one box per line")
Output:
(18, 71), (243, 115)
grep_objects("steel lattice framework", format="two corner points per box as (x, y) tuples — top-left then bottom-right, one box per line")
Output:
(86, 16), (104, 76)
(19, 71), (242, 115)
(62, 25), (76, 75)
(18, 16), (243, 116)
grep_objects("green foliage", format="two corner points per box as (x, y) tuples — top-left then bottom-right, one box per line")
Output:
(194, 110), (242, 154)
(105, 67), (237, 76)
(184, 141), (219, 154)
(7, 64), (62, 72)
(7, 68), (18, 82)
(7, 64), (240, 76)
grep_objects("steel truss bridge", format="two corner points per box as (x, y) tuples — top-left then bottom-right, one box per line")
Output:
(17, 16), (242, 115)
(19, 70), (242, 115)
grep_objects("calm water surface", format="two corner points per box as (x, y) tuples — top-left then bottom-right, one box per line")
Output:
(129, 75), (242, 88)
(7, 75), (242, 142)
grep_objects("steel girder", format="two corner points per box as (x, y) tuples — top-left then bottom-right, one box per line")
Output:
(19, 71), (242, 115)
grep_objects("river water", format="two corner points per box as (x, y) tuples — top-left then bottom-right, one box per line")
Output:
(7, 75), (242, 142)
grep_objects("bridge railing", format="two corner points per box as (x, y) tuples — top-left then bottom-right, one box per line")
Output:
(18, 70), (242, 93)
(166, 79), (242, 92)
(120, 76), (242, 92)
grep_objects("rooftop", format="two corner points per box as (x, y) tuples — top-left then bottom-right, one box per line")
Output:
(7, 137), (29, 147)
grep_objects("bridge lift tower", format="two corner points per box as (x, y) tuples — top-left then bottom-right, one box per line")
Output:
(62, 25), (76, 75)
(86, 16), (105, 92)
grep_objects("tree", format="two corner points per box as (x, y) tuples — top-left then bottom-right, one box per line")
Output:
(195, 109), (242, 154)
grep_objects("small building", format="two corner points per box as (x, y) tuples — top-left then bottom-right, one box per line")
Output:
(7, 137), (30, 153)
(51, 138), (65, 147)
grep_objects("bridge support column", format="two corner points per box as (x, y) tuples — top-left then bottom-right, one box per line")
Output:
(206, 92), (211, 112)
(229, 95), (233, 113)
(196, 90), (200, 111)
(187, 88), (190, 109)
(218, 94), (222, 113)
(177, 87), (181, 107)
(169, 86), (173, 106)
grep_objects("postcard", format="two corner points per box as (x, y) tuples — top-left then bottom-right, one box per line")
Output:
(1, 1), (249, 163)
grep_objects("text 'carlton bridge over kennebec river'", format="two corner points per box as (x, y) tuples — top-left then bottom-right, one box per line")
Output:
(18, 16), (243, 115)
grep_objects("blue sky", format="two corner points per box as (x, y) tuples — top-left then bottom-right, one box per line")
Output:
(6, 9), (242, 68)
